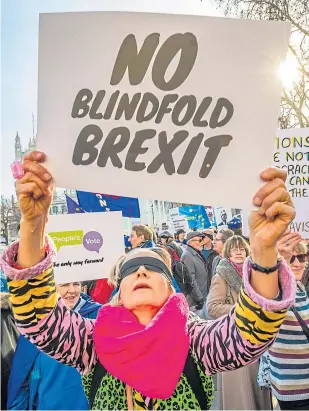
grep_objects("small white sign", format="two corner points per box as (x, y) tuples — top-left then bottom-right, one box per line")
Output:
(214, 207), (233, 228)
(46, 212), (125, 283)
(275, 128), (309, 238)
(171, 215), (190, 234)
(37, 11), (290, 209)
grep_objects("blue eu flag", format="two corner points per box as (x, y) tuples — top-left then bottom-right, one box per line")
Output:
(76, 191), (140, 218)
(65, 195), (85, 214)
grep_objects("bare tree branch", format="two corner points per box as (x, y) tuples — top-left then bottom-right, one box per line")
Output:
(211, 0), (309, 128)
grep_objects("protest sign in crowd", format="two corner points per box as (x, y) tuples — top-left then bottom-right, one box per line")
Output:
(1, 7), (309, 411)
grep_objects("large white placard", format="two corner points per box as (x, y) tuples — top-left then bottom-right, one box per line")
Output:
(46, 211), (125, 283)
(275, 128), (309, 238)
(37, 12), (290, 208)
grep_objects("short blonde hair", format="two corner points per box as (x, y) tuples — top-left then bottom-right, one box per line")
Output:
(294, 242), (308, 255)
(223, 235), (250, 259)
(108, 247), (174, 306)
(148, 227), (158, 243)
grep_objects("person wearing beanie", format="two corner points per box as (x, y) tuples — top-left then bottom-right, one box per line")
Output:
(175, 229), (187, 245)
(181, 232), (210, 315)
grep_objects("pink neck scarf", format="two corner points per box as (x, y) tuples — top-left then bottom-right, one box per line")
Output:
(93, 293), (190, 399)
(228, 259), (244, 277)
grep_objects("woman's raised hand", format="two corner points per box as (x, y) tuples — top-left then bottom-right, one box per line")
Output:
(277, 231), (302, 261)
(15, 151), (54, 222)
(249, 168), (295, 254)
(248, 168), (296, 299)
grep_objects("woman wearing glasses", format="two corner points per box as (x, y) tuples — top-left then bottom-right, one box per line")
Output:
(258, 236), (309, 411)
(206, 235), (272, 410)
(212, 229), (234, 275)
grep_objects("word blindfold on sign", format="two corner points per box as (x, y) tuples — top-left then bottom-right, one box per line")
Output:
(72, 33), (234, 179)
(37, 12), (290, 208)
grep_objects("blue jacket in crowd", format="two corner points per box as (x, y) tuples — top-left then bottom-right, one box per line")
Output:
(7, 293), (102, 410)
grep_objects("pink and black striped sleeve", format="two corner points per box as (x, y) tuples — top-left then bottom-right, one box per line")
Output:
(188, 257), (296, 375)
(0, 236), (98, 375)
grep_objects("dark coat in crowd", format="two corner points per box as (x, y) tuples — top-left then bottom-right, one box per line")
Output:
(181, 245), (209, 307)
(1, 290), (19, 411)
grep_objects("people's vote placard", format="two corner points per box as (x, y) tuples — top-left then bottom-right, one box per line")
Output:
(37, 12), (290, 209)
(46, 211), (125, 283)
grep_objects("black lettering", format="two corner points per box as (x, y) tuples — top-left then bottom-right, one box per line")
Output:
(97, 127), (130, 168)
(152, 33), (198, 91)
(274, 152), (280, 163)
(125, 129), (156, 171)
(209, 98), (234, 129)
(192, 97), (212, 127)
(147, 130), (189, 175)
(177, 133), (204, 174)
(103, 90), (120, 120)
(72, 125), (103, 165)
(110, 33), (160, 86)
(282, 137), (291, 148)
(172, 95), (197, 126)
(71, 89), (93, 118)
(89, 90), (105, 119)
(136, 93), (160, 123)
(115, 93), (142, 120)
(155, 94), (178, 123)
(199, 135), (233, 178)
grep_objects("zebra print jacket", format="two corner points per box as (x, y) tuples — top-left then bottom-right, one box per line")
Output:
(1, 236), (296, 410)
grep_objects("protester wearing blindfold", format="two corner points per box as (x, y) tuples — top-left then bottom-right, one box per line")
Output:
(1, 151), (297, 410)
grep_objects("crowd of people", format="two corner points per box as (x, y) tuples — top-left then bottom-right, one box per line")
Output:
(1, 150), (309, 410)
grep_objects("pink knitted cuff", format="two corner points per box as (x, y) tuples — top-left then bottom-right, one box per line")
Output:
(242, 256), (296, 312)
(0, 235), (56, 280)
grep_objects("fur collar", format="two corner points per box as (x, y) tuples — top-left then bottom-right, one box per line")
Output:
(216, 259), (243, 293)
(0, 292), (11, 310)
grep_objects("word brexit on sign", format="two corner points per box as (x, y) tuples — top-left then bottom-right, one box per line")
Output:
(37, 12), (290, 208)
(274, 127), (309, 238)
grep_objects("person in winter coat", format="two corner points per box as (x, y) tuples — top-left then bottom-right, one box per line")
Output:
(7, 284), (102, 410)
(1, 151), (297, 410)
(212, 229), (234, 275)
(83, 279), (114, 304)
(207, 236), (272, 410)
(129, 225), (156, 249)
(201, 230), (218, 291)
(258, 237), (309, 411)
(159, 231), (183, 260)
(1, 272), (19, 410)
(175, 229), (187, 245)
(181, 232), (209, 313)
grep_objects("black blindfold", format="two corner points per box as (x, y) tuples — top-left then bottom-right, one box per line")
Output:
(118, 256), (173, 287)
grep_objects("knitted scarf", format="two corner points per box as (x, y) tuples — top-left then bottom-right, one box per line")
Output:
(93, 293), (190, 399)
(216, 259), (243, 294)
(228, 259), (244, 278)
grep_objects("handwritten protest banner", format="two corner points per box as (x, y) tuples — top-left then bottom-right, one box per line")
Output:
(171, 215), (190, 234)
(275, 128), (309, 238)
(37, 12), (290, 208)
(46, 211), (125, 283)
